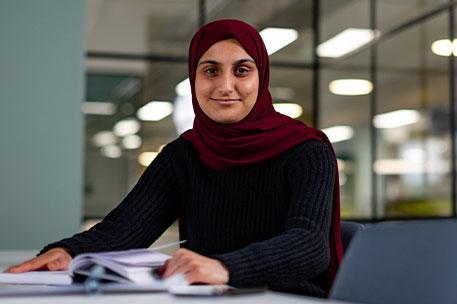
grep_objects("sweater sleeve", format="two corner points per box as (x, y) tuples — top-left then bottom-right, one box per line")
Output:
(40, 145), (179, 257)
(213, 141), (336, 292)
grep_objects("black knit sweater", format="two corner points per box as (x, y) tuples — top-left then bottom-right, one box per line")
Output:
(41, 137), (336, 297)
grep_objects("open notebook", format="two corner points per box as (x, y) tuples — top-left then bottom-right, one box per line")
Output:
(0, 247), (178, 287)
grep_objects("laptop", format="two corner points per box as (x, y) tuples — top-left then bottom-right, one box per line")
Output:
(330, 220), (457, 304)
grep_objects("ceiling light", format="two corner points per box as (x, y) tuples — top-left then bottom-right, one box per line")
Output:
(173, 95), (195, 135)
(92, 131), (117, 147)
(322, 125), (354, 143)
(401, 148), (426, 163)
(373, 109), (420, 129)
(273, 103), (303, 118)
(82, 102), (116, 115)
(113, 118), (140, 137)
(176, 78), (191, 96)
(122, 135), (142, 150)
(317, 28), (380, 58)
(374, 159), (420, 175)
(259, 27), (298, 55)
(374, 158), (449, 175)
(431, 39), (457, 56)
(101, 145), (122, 159)
(329, 79), (373, 96)
(137, 101), (173, 121)
(138, 152), (159, 167)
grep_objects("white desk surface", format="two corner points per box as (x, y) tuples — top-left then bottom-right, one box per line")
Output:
(0, 251), (349, 304)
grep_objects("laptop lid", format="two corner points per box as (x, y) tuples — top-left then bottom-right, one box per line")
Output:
(330, 220), (457, 304)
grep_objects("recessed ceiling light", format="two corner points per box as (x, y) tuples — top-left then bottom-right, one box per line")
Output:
(317, 28), (380, 58)
(101, 145), (122, 159)
(273, 103), (303, 118)
(92, 131), (117, 147)
(137, 101), (173, 121)
(431, 39), (457, 56)
(113, 118), (140, 137)
(322, 125), (354, 143)
(138, 152), (159, 167)
(122, 134), (142, 150)
(373, 109), (420, 129)
(176, 78), (191, 96)
(329, 79), (373, 96)
(259, 27), (298, 55)
(82, 102), (116, 115)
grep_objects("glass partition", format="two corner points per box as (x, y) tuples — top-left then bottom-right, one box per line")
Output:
(376, 12), (451, 218)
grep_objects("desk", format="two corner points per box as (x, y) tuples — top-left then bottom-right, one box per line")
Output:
(0, 251), (349, 304)
(0, 290), (347, 304)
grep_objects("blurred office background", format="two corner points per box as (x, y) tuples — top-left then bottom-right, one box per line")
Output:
(1, 0), (457, 249)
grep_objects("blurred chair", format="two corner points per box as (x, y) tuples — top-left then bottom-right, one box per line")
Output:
(330, 220), (457, 304)
(341, 221), (364, 252)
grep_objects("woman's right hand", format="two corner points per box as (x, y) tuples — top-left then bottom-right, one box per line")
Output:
(4, 247), (72, 273)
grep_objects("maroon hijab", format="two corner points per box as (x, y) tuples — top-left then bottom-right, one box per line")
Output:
(181, 19), (342, 287)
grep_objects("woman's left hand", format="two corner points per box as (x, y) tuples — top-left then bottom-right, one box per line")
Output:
(161, 248), (229, 284)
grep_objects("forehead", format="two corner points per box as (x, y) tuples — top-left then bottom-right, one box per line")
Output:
(199, 38), (254, 62)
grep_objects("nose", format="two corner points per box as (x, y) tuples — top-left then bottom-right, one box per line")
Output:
(217, 71), (235, 95)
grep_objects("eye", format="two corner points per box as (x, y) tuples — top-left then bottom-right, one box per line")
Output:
(204, 67), (218, 76)
(234, 66), (251, 76)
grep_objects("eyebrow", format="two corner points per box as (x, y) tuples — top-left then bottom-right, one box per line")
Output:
(197, 58), (256, 66)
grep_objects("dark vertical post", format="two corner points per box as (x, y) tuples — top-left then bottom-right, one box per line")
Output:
(199, 0), (206, 27)
(311, 0), (320, 128)
(449, 1), (457, 217)
(370, 0), (379, 220)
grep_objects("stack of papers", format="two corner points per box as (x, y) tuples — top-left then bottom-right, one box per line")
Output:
(0, 248), (177, 287)
(70, 248), (170, 285)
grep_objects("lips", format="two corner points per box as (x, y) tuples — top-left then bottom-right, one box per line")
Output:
(210, 98), (241, 105)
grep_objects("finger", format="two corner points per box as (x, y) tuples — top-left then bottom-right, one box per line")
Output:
(7, 261), (41, 273)
(162, 250), (186, 277)
(6, 262), (43, 273)
(51, 256), (71, 271)
(162, 255), (191, 278)
(47, 261), (64, 271)
(7, 254), (57, 273)
(156, 260), (169, 276)
(4, 265), (17, 273)
(162, 258), (185, 278)
(167, 263), (196, 283)
(183, 271), (200, 285)
(180, 266), (206, 285)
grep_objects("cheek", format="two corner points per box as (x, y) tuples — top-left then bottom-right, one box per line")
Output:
(242, 80), (259, 105)
(195, 78), (211, 111)
(195, 77), (212, 98)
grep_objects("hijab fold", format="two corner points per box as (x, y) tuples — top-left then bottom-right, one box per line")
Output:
(181, 19), (343, 288)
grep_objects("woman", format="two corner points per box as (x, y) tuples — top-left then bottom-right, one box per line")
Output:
(7, 19), (342, 297)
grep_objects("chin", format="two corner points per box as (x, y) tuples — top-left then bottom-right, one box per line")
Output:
(203, 107), (249, 124)
(210, 114), (243, 124)
(214, 118), (239, 124)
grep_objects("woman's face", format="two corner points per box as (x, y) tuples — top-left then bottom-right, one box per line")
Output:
(195, 39), (259, 124)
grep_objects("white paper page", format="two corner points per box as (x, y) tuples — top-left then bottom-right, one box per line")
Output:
(71, 249), (169, 268)
(0, 271), (72, 286)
